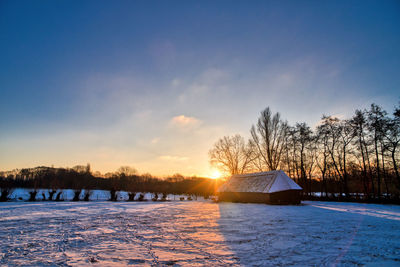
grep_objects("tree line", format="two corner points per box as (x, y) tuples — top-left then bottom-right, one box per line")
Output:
(209, 103), (400, 201)
(0, 165), (221, 201)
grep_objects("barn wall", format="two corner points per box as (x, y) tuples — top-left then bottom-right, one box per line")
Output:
(218, 192), (268, 203)
(268, 190), (302, 205)
(218, 190), (301, 205)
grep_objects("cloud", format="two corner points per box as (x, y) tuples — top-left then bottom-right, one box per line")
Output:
(170, 115), (201, 128)
(150, 137), (160, 144)
(171, 78), (181, 88)
(159, 155), (189, 161)
(200, 68), (230, 83)
(177, 68), (230, 103)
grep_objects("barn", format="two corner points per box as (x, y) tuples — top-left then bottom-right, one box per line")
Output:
(217, 170), (302, 204)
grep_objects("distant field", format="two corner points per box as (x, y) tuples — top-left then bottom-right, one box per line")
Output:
(0, 201), (399, 266)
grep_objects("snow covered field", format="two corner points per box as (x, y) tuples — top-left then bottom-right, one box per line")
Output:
(1, 200), (400, 266)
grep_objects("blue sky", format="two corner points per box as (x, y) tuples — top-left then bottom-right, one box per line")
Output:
(1, 0), (399, 176)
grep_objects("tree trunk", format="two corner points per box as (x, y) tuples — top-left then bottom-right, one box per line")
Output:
(300, 143), (307, 195)
(392, 149), (400, 190)
(321, 169), (327, 198)
(380, 143), (390, 198)
(374, 135), (381, 199)
(363, 139), (375, 198)
(359, 136), (369, 198)
(343, 147), (349, 198)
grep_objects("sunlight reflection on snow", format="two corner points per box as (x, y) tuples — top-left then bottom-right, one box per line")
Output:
(310, 203), (400, 221)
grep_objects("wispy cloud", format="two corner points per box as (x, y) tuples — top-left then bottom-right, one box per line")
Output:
(178, 68), (229, 104)
(150, 137), (160, 144)
(171, 78), (181, 88)
(170, 115), (201, 129)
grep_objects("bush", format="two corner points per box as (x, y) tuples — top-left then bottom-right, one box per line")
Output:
(28, 190), (38, 201)
(128, 192), (136, 201)
(138, 193), (145, 201)
(55, 191), (63, 201)
(83, 190), (92, 201)
(48, 189), (56, 201)
(0, 188), (13, 202)
(73, 189), (81, 201)
(109, 189), (118, 201)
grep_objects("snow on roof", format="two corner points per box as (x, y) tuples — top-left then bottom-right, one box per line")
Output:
(217, 170), (302, 193)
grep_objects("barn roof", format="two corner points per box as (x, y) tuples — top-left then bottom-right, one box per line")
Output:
(217, 170), (302, 193)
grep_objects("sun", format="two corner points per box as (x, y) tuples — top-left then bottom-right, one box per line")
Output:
(210, 170), (222, 179)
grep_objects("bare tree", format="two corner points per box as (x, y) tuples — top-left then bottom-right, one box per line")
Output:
(281, 126), (294, 177)
(0, 188), (14, 202)
(250, 107), (288, 171)
(383, 105), (400, 189)
(368, 104), (387, 199)
(339, 119), (355, 198)
(305, 130), (318, 196)
(288, 127), (301, 182)
(316, 122), (331, 197)
(292, 123), (313, 194)
(72, 164), (91, 174)
(350, 110), (370, 196)
(208, 102), (400, 200)
(321, 116), (354, 198)
(209, 134), (254, 176)
(117, 166), (138, 176)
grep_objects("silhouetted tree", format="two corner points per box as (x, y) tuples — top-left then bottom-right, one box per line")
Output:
(128, 192), (136, 201)
(209, 134), (254, 176)
(55, 191), (63, 201)
(48, 189), (56, 201)
(83, 190), (92, 201)
(109, 188), (118, 201)
(250, 107), (288, 171)
(382, 104), (400, 190)
(368, 104), (387, 199)
(117, 166), (138, 176)
(138, 193), (145, 201)
(0, 188), (13, 202)
(28, 190), (38, 201)
(73, 189), (81, 201)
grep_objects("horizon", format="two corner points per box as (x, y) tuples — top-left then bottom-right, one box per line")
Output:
(1, 0), (399, 177)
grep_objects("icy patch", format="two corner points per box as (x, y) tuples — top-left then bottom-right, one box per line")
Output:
(310, 202), (400, 221)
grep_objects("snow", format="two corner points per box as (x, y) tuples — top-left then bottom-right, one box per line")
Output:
(8, 189), (187, 202)
(0, 198), (399, 266)
(218, 170), (302, 193)
(268, 170), (302, 193)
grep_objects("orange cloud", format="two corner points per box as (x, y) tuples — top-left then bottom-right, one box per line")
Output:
(150, 137), (160, 144)
(170, 115), (201, 128)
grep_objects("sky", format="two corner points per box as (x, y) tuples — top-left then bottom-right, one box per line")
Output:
(1, 0), (399, 177)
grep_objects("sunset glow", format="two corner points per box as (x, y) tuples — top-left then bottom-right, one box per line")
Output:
(209, 170), (222, 180)
(0, 1), (400, 266)
(0, 1), (399, 177)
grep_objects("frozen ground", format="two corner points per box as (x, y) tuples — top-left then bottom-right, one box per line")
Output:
(0, 200), (400, 266)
